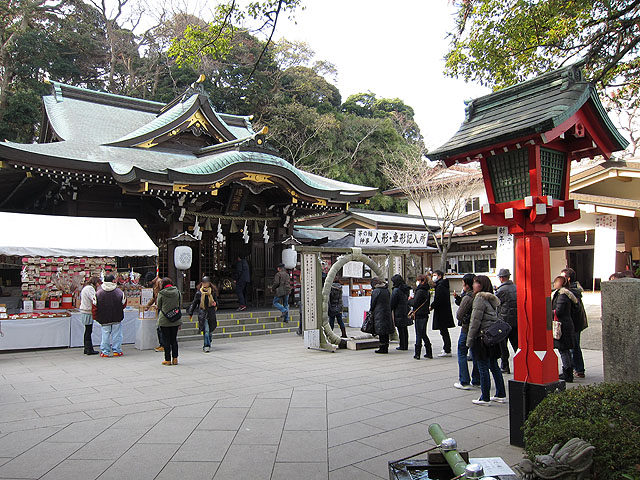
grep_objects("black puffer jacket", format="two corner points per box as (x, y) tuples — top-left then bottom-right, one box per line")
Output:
(495, 280), (518, 327)
(369, 284), (394, 335)
(568, 281), (588, 332)
(390, 276), (411, 328)
(430, 277), (454, 330)
(409, 282), (430, 321)
(552, 287), (577, 351)
(328, 282), (343, 315)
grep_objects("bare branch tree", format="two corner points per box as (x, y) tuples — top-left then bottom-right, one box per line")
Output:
(382, 146), (483, 270)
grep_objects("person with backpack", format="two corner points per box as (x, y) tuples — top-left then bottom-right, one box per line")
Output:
(328, 279), (347, 338)
(188, 276), (218, 353)
(390, 274), (411, 351)
(552, 275), (577, 383)
(157, 277), (182, 365)
(453, 273), (479, 389)
(409, 274), (433, 360)
(467, 275), (506, 406)
(561, 268), (588, 378)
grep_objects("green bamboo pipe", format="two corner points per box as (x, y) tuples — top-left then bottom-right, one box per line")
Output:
(428, 423), (468, 477)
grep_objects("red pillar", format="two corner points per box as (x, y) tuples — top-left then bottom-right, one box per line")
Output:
(512, 232), (558, 384)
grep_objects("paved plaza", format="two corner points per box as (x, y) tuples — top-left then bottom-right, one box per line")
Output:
(0, 294), (604, 480)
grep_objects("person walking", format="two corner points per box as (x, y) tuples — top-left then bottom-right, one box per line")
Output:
(390, 274), (411, 351)
(560, 268), (588, 378)
(93, 274), (127, 357)
(143, 272), (164, 352)
(157, 277), (182, 365)
(552, 275), (577, 383)
(328, 279), (347, 338)
(272, 263), (291, 322)
(409, 274), (433, 360)
(430, 270), (455, 357)
(453, 274), (479, 389)
(79, 277), (100, 355)
(234, 255), (250, 311)
(188, 276), (218, 353)
(467, 275), (506, 406)
(369, 277), (393, 354)
(495, 269), (518, 374)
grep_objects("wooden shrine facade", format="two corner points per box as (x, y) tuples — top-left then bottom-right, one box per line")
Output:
(0, 80), (377, 305)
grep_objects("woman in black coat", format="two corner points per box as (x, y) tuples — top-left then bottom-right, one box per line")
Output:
(390, 274), (411, 351)
(430, 270), (455, 356)
(552, 276), (577, 383)
(369, 277), (394, 354)
(187, 276), (218, 353)
(409, 274), (433, 360)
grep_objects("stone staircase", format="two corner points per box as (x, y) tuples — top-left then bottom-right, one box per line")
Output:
(177, 308), (301, 342)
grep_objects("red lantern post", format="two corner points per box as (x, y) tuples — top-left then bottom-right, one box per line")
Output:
(429, 64), (628, 446)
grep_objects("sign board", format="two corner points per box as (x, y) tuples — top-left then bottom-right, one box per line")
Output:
(355, 229), (429, 248)
(468, 458), (515, 476)
(342, 261), (364, 278)
(496, 226), (514, 275)
(303, 329), (320, 349)
(140, 288), (154, 306)
(593, 214), (617, 280)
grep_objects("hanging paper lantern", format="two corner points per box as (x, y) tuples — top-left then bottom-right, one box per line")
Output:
(282, 246), (297, 269)
(174, 246), (193, 270)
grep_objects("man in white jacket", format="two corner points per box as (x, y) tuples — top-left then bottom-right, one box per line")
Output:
(79, 277), (101, 355)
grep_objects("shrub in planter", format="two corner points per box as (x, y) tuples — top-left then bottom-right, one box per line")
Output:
(524, 382), (640, 480)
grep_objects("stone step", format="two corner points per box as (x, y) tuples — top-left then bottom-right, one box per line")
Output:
(178, 320), (300, 337)
(178, 325), (300, 342)
(179, 312), (300, 329)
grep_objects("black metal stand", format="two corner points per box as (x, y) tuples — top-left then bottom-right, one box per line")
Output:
(508, 379), (565, 447)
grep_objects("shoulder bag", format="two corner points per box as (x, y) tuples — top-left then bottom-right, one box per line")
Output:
(162, 292), (182, 323)
(361, 311), (375, 334)
(481, 300), (511, 347)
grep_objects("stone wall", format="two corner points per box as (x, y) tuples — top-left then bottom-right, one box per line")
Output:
(601, 278), (640, 383)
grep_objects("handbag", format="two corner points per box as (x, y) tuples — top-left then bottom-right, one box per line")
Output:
(552, 310), (562, 340)
(162, 293), (182, 323)
(408, 300), (427, 321)
(361, 311), (375, 334)
(481, 319), (512, 347)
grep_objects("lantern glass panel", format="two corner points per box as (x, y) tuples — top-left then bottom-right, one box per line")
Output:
(487, 150), (530, 203)
(540, 148), (566, 198)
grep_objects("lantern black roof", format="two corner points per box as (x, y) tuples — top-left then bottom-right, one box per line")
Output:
(429, 63), (629, 162)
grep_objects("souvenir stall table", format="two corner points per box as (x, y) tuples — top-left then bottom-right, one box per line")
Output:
(0, 213), (158, 351)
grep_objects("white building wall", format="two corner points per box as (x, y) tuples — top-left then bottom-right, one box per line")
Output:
(406, 185), (488, 218)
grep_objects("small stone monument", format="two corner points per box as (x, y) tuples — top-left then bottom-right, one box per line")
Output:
(601, 278), (640, 383)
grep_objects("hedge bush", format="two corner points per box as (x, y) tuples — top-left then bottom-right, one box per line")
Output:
(524, 382), (640, 480)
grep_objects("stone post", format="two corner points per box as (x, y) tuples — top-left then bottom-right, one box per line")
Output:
(601, 278), (640, 383)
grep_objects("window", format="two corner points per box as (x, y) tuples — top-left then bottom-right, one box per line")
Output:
(465, 197), (480, 212)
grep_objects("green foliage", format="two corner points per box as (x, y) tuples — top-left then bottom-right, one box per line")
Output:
(446, 0), (639, 90)
(524, 382), (640, 480)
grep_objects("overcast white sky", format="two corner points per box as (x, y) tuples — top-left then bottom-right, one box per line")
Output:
(273, 1), (492, 150)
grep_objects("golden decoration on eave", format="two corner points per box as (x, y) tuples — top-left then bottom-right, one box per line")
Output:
(136, 138), (158, 149)
(313, 198), (327, 207)
(241, 173), (273, 184)
(172, 184), (191, 193)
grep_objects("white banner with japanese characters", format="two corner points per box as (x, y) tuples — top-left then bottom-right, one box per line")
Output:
(593, 214), (617, 280)
(354, 229), (429, 248)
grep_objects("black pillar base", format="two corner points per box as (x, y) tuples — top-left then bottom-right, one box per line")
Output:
(508, 379), (565, 447)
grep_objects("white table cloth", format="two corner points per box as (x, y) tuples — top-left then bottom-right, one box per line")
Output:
(347, 296), (372, 328)
(69, 308), (139, 347)
(0, 316), (71, 350)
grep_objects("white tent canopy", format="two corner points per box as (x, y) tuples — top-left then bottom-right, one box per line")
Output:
(0, 212), (158, 257)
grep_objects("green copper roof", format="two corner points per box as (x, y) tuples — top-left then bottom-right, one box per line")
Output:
(429, 64), (629, 161)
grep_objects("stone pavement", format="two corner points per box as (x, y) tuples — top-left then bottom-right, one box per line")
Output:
(0, 321), (604, 480)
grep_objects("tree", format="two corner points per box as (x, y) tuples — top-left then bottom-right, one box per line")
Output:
(382, 146), (483, 270)
(445, 1), (640, 153)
